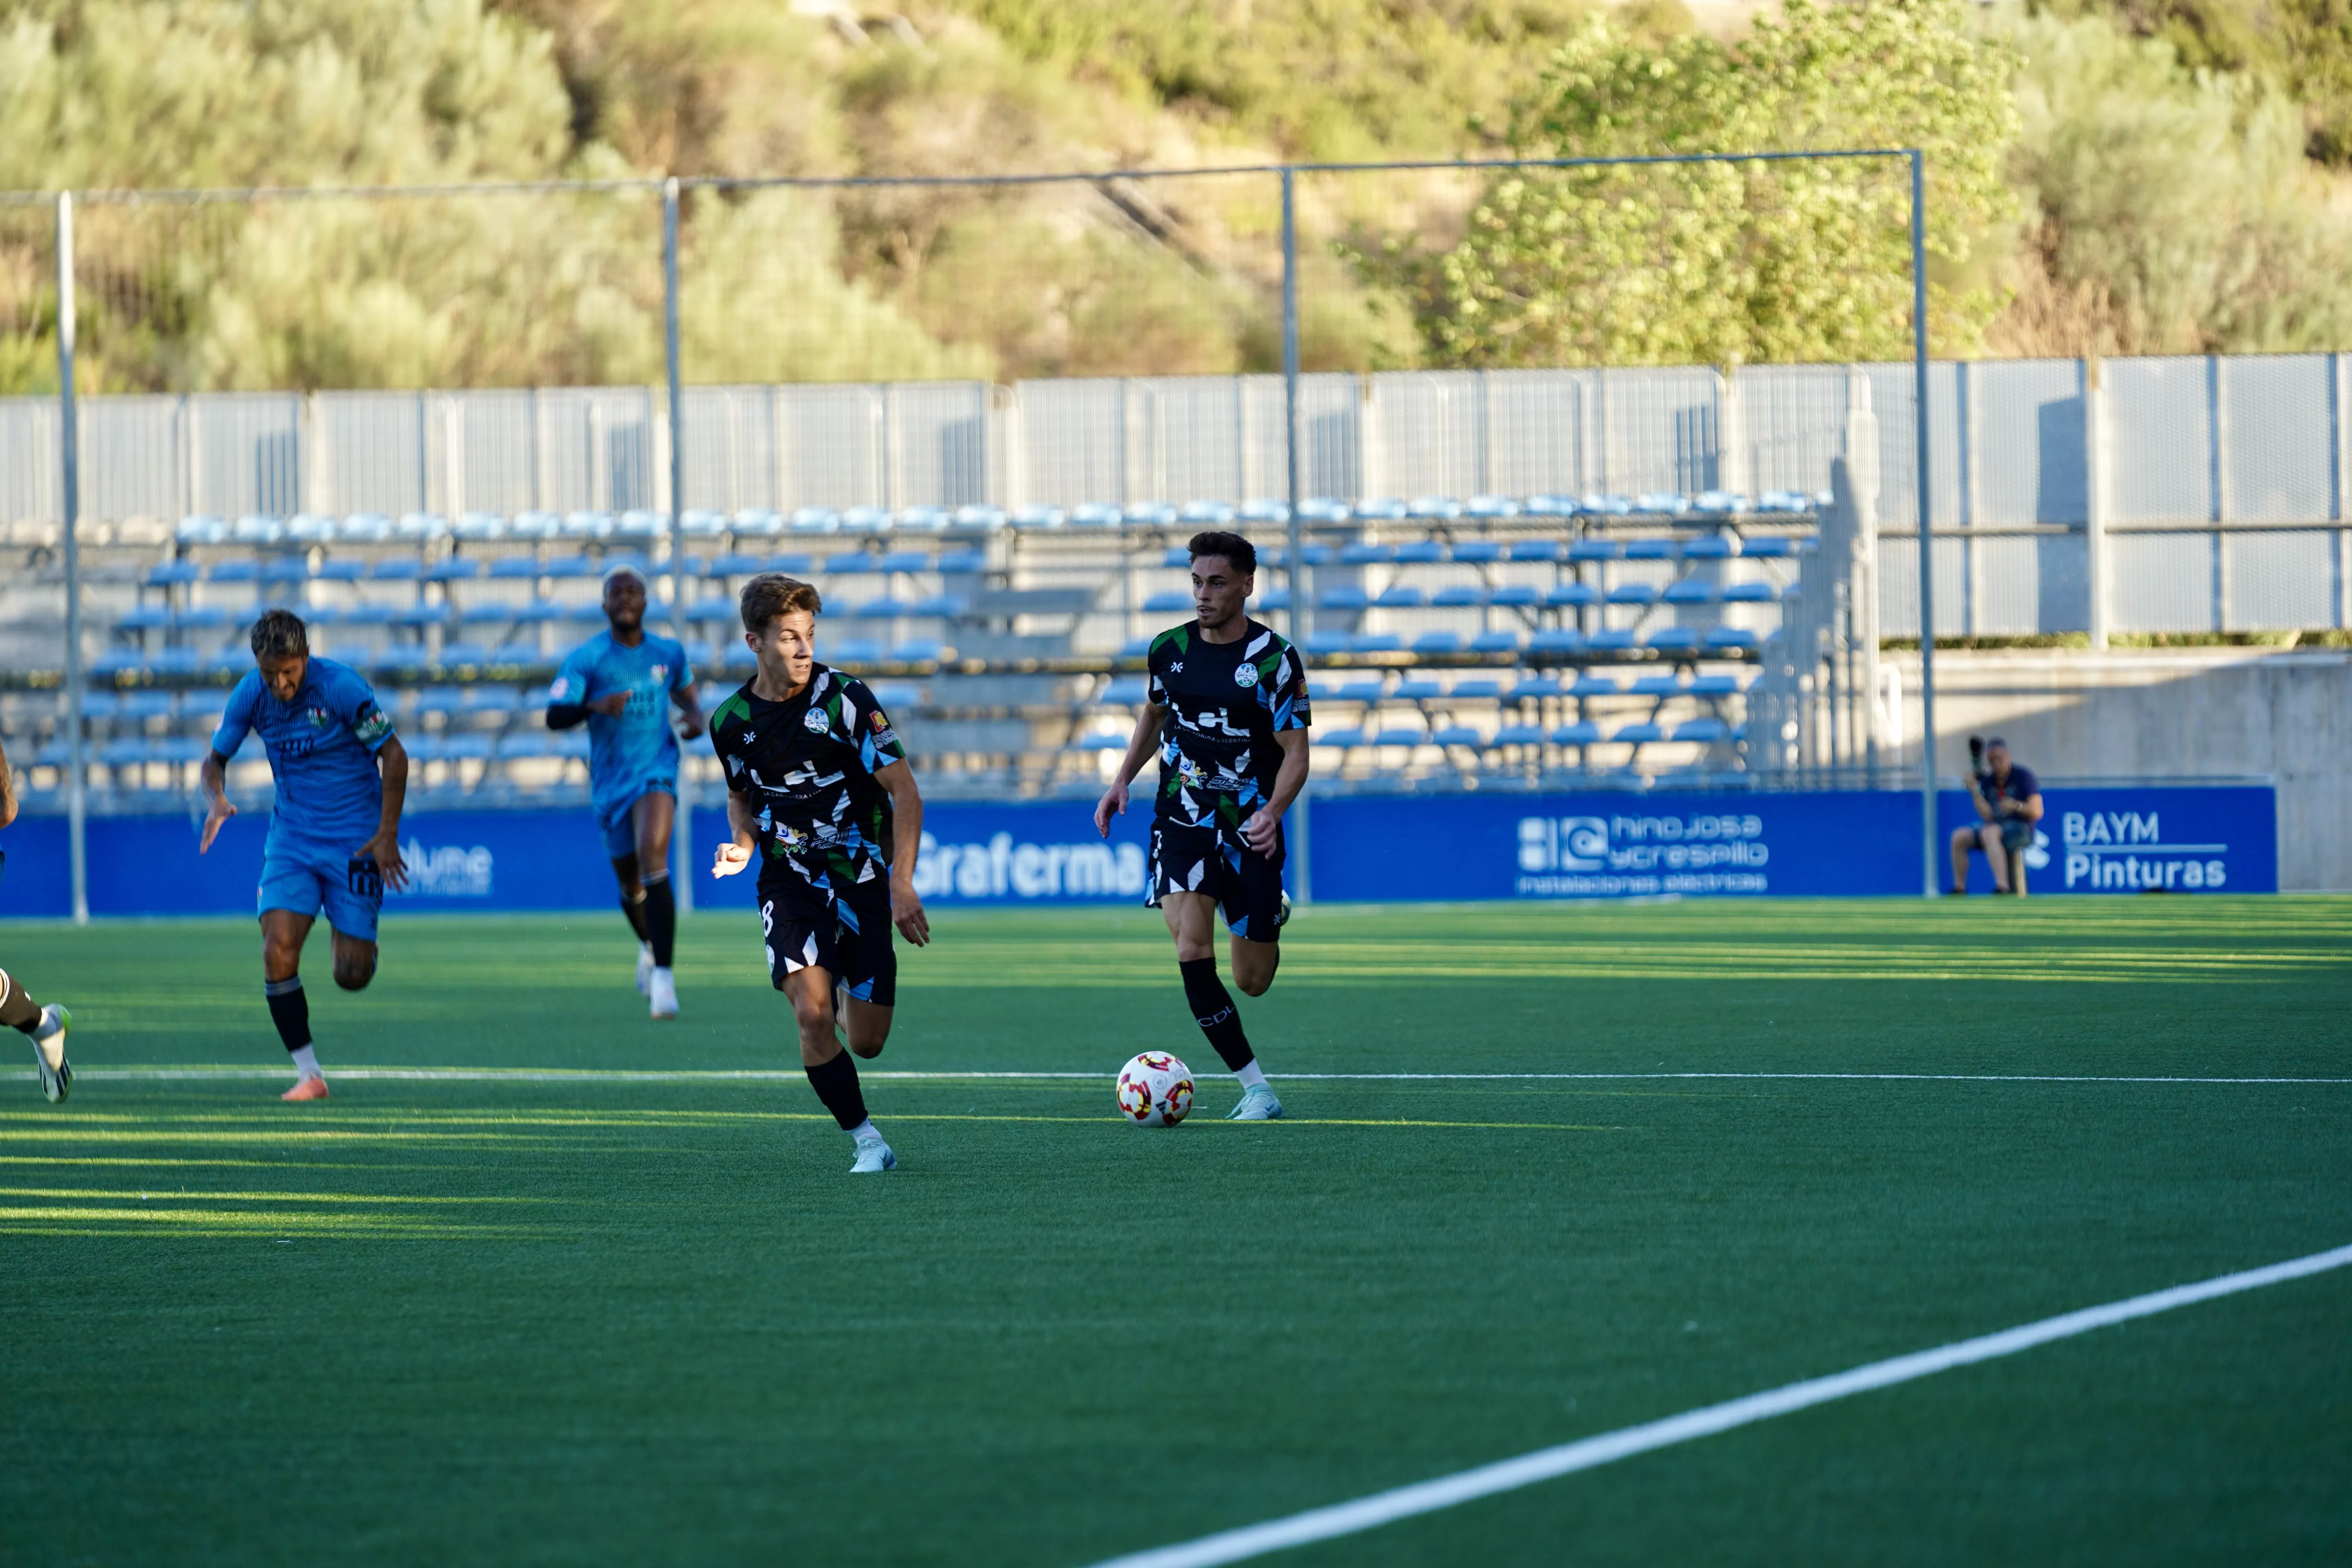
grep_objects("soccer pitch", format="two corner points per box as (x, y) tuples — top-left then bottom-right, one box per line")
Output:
(4, 899), (2348, 1566)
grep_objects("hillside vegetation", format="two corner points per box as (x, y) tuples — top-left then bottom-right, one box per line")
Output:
(0, 0), (2345, 394)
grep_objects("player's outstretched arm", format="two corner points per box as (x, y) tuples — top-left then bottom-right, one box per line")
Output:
(358, 735), (410, 891)
(1241, 728), (1310, 855)
(196, 751), (238, 853)
(0, 734), (16, 831)
(712, 788), (758, 878)
(1094, 701), (1164, 838)
(874, 759), (930, 948)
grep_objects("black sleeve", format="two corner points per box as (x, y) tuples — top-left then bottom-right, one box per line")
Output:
(546, 703), (589, 730)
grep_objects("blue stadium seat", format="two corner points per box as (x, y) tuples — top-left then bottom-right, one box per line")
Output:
(1690, 674), (1743, 697)
(1430, 585), (1486, 608)
(1356, 498), (1409, 521)
(1340, 543), (1396, 565)
(1258, 586), (1291, 610)
(1448, 541), (1501, 564)
(1521, 495), (1575, 518)
(507, 599), (561, 623)
(399, 513), (451, 540)
(169, 606), (227, 630)
(1567, 537), (1621, 563)
(1613, 721), (1666, 744)
(311, 559), (364, 583)
(488, 556), (541, 580)
(688, 597), (735, 623)
(402, 735), (448, 764)
(1319, 586), (1370, 611)
(1261, 544), (1334, 567)
(1470, 630), (1523, 654)
(707, 551), (764, 576)
(1327, 679), (1386, 703)
(1431, 725), (1484, 748)
(396, 605), (451, 629)
(890, 640), (949, 663)
(1122, 502), (1178, 527)
(898, 505), (951, 531)
(1663, 579), (1719, 604)
(1409, 632), (1462, 657)
(1551, 721), (1603, 746)
(1488, 585), (1540, 609)
(853, 599), (912, 619)
(1393, 676), (1446, 700)
(373, 558), (423, 581)
(909, 595), (966, 618)
(440, 735), (495, 764)
(98, 737), (153, 768)
(936, 550), (988, 575)
(1606, 584), (1658, 606)
(1507, 675), (1563, 700)
(1508, 540), (1560, 563)
(560, 511), (610, 539)
(1570, 673), (1623, 697)
(1393, 541), (1445, 565)
(1451, 678), (1504, 700)
(1143, 591), (1190, 613)
(1628, 674), (1684, 697)
(829, 639), (885, 662)
(827, 551), (883, 574)
(436, 642), (491, 667)
(490, 639), (543, 664)
(1349, 633), (1403, 653)
(146, 561), (201, 587)
(1546, 582), (1600, 608)
(1239, 499), (1291, 524)
(1703, 628), (1761, 653)
(1633, 494), (1689, 515)
(1528, 628), (1585, 655)
(1682, 534), (1736, 559)
(1404, 497), (1458, 521)
(506, 511), (559, 540)
(1299, 498), (1352, 523)
(1374, 586), (1425, 609)
(876, 551), (933, 574)
(681, 509), (728, 537)
(208, 559), (258, 584)
(1118, 637), (1151, 658)
(765, 553), (814, 575)
(1009, 505), (1065, 529)
(953, 505), (1008, 530)
(1623, 539), (1678, 561)
(1468, 495), (1524, 519)
(1739, 536), (1793, 558)
(1491, 723), (1546, 747)
(1756, 491), (1815, 513)
(791, 507), (842, 533)
(1316, 727), (1369, 749)
(1100, 677), (1150, 706)
(1581, 494), (1635, 515)
(1068, 503), (1121, 528)
(1072, 732), (1129, 751)
(1644, 628), (1700, 654)
(1304, 631), (1351, 657)
(722, 643), (758, 671)
(1722, 582), (1776, 603)
(1691, 492), (1746, 516)
(427, 558), (480, 582)
(1674, 717), (1731, 744)
(119, 606), (170, 631)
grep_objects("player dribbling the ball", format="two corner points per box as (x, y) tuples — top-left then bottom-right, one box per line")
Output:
(708, 574), (930, 1174)
(1094, 530), (1309, 1120)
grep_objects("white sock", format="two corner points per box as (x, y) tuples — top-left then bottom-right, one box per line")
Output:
(290, 1044), (322, 1080)
(652, 965), (673, 984)
(1236, 1061), (1268, 1091)
(641, 941), (654, 960)
(849, 1117), (881, 1143)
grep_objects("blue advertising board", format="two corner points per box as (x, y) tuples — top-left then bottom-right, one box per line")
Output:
(1938, 785), (2276, 895)
(0, 784), (2278, 917)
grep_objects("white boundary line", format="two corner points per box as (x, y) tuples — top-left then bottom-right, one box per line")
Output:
(9, 1067), (2347, 1085)
(1079, 1241), (2352, 1568)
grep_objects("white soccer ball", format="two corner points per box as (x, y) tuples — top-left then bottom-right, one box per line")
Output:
(1116, 1051), (1194, 1127)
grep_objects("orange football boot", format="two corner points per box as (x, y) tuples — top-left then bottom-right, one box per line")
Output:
(281, 1075), (330, 1103)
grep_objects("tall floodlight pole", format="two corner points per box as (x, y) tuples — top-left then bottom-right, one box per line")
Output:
(1279, 167), (1311, 904)
(56, 192), (87, 926)
(1910, 151), (1938, 897)
(662, 177), (693, 915)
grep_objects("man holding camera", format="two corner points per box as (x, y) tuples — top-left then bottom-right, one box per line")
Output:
(1949, 735), (2044, 895)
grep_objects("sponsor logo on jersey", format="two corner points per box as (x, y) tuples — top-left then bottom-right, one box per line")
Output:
(869, 709), (889, 731)
(550, 676), (572, 700)
(353, 704), (392, 746)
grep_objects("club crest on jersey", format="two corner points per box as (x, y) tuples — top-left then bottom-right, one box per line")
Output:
(651, 664), (668, 683)
(1233, 662), (1259, 688)
(306, 705), (331, 727)
(804, 707), (830, 734)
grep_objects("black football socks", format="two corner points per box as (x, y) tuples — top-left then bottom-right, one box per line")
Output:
(620, 886), (650, 944)
(805, 1049), (870, 1131)
(1179, 957), (1254, 1072)
(641, 873), (676, 969)
(264, 975), (310, 1054)
(0, 967), (40, 1033)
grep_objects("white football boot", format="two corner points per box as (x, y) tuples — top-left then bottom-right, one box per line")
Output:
(30, 1004), (71, 1104)
(636, 941), (655, 996)
(1227, 1083), (1283, 1121)
(648, 967), (678, 1020)
(849, 1131), (897, 1173)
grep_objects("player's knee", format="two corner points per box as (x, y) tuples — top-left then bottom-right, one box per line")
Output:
(789, 993), (835, 1037)
(1235, 970), (1273, 998)
(848, 1036), (886, 1059)
(333, 956), (374, 991)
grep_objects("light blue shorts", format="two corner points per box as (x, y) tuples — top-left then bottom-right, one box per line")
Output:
(596, 780), (675, 860)
(258, 839), (384, 942)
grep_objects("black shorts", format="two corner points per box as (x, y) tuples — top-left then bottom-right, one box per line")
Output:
(1147, 818), (1286, 941)
(759, 876), (897, 1007)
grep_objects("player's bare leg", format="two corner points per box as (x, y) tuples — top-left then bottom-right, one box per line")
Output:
(0, 965), (72, 1103)
(1164, 891), (1281, 1120)
(633, 792), (679, 1018)
(262, 909), (331, 1100)
(785, 965), (893, 1171)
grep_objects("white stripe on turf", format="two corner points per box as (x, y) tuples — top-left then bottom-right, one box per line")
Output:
(13, 1068), (2349, 1085)
(1076, 1241), (2352, 1568)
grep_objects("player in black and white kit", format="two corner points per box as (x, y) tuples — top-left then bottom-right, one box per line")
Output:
(1094, 530), (1310, 1120)
(708, 573), (930, 1173)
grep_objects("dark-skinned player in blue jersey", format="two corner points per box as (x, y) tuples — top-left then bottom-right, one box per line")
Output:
(1094, 530), (1310, 1120)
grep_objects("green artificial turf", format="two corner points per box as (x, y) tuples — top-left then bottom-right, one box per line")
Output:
(2, 898), (2348, 1566)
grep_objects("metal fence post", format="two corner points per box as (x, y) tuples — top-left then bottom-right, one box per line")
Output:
(2084, 356), (2109, 649)
(56, 191), (87, 926)
(1279, 165), (1311, 906)
(663, 176), (693, 915)
(1909, 151), (1937, 898)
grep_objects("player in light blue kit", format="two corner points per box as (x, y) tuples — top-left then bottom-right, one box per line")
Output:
(199, 609), (410, 1102)
(547, 564), (703, 1019)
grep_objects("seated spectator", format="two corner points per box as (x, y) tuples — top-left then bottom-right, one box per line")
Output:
(1949, 736), (2043, 895)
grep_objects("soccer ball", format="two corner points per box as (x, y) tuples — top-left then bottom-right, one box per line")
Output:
(1116, 1051), (1194, 1127)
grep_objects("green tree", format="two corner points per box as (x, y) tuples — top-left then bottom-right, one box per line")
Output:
(1371, 0), (2019, 369)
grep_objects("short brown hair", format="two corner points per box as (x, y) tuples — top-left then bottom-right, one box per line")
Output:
(740, 573), (822, 633)
(1188, 530), (1256, 574)
(250, 607), (309, 659)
